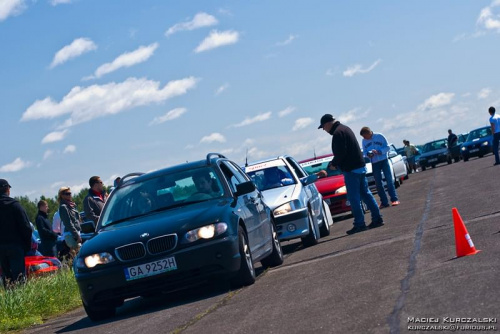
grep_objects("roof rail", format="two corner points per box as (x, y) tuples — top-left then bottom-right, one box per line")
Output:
(206, 153), (226, 164)
(119, 172), (144, 185)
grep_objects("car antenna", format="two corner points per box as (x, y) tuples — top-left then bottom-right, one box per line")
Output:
(245, 148), (249, 167)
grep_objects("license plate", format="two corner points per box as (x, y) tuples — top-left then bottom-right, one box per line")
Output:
(470, 148), (479, 153)
(428, 158), (438, 163)
(346, 200), (350, 206)
(124, 256), (177, 281)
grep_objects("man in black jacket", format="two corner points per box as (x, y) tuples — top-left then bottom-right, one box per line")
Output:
(0, 179), (32, 287)
(83, 176), (106, 224)
(318, 114), (383, 235)
(35, 200), (58, 257)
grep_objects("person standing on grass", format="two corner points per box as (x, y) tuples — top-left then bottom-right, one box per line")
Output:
(489, 106), (500, 166)
(318, 114), (383, 235)
(360, 126), (400, 209)
(0, 179), (32, 287)
(35, 200), (58, 257)
(58, 187), (82, 254)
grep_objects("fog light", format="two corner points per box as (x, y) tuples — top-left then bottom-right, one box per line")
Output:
(287, 224), (296, 232)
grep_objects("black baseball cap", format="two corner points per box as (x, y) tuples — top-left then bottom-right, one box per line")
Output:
(318, 114), (335, 129)
(0, 179), (11, 188)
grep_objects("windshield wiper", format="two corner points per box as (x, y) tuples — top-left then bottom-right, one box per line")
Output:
(103, 213), (147, 228)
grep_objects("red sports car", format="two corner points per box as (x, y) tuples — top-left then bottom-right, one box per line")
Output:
(0, 256), (61, 280)
(299, 154), (353, 220)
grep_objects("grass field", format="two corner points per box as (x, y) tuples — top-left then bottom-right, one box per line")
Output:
(0, 266), (81, 333)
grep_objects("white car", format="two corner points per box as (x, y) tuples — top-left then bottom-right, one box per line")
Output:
(244, 155), (332, 247)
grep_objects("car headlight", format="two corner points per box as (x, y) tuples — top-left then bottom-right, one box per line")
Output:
(185, 222), (228, 243)
(76, 252), (115, 269)
(273, 200), (303, 216)
(461, 147), (467, 151)
(482, 141), (489, 146)
(335, 186), (347, 194)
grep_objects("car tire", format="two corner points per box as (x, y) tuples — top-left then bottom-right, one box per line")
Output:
(261, 222), (284, 268)
(301, 210), (319, 247)
(319, 201), (332, 237)
(233, 226), (255, 287)
(463, 157), (469, 162)
(421, 165), (426, 171)
(83, 302), (116, 322)
(431, 165), (436, 168)
(479, 154), (484, 158)
(454, 157), (460, 163)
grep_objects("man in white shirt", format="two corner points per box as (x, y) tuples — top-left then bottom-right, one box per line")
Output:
(489, 106), (500, 166)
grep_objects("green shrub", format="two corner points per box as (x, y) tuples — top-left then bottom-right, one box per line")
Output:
(0, 267), (81, 332)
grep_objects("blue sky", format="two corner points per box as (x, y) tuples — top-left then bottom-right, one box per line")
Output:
(1, 0), (500, 199)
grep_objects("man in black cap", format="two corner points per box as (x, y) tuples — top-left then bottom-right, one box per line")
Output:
(0, 179), (32, 287)
(318, 115), (383, 234)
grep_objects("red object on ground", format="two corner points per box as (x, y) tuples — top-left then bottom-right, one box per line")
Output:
(452, 208), (481, 258)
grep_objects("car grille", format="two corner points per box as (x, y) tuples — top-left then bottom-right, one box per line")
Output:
(147, 234), (177, 255)
(115, 242), (146, 262)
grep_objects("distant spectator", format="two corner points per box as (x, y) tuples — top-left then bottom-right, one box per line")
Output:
(360, 126), (400, 208)
(52, 210), (64, 235)
(489, 106), (500, 166)
(83, 176), (106, 224)
(58, 187), (82, 253)
(35, 200), (58, 257)
(403, 140), (419, 173)
(447, 129), (458, 148)
(0, 179), (32, 287)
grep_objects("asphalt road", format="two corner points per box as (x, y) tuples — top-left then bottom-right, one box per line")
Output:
(24, 154), (500, 334)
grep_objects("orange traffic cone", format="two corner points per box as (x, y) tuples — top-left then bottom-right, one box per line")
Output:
(452, 208), (480, 258)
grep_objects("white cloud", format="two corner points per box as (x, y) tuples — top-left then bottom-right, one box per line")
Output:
(63, 145), (76, 153)
(418, 92), (455, 111)
(215, 83), (229, 95)
(338, 108), (370, 123)
(49, 0), (73, 5)
(0, 0), (26, 22)
(195, 30), (239, 53)
(85, 43), (159, 80)
(50, 38), (97, 69)
(0, 157), (29, 172)
(51, 181), (64, 189)
(343, 59), (382, 77)
(166, 12), (218, 36)
(21, 77), (199, 128)
(276, 34), (298, 46)
(478, 88), (492, 99)
(325, 68), (337, 76)
(278, 106), (295, 117)
(200, 132), (226, 144)
(477, 2), (500, 32)
(230, 112), (272, 128)
(292, 118), (314, 131)
(69, 182), (87, 195)
(149, 107), (187, 126)
(43, 150), (54, 160)
(41, 130), (69, 144)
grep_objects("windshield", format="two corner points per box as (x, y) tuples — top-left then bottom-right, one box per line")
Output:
(422, 139), (447, 153)
(246, 165), (296, 191)
(300, 158), (341, 177)
(100, 167), (225, 227)
(466, 127), (491, 141)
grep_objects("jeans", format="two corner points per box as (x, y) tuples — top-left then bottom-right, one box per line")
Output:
(0, 244), (26, 287)
(372, 159), (398, 205)
(493, 132), (500, 164)
(343, 171), (382, 227)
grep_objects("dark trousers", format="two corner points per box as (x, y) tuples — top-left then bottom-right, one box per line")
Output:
(40, 240), (57, 257)
(493, 132), (500, 164)
(0, 244), (26, 287)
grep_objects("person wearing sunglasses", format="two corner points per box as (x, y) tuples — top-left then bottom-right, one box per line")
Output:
(58, 187), (82, 253)
(83, 176), (107, 224)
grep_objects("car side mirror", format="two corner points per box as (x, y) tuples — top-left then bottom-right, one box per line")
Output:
(235, 181), (256, 196)
(300, 175), (316, 186)
(81, 221), (96, 234)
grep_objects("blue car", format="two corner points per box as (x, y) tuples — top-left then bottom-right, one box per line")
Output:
(74, 153), (283, 321)
(461, 126), (492, 162)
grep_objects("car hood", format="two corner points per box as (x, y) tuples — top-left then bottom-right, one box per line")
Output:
(80, 199), (232, 255)
(462, 136), (492, 147)
(261, 185), (298, 210)
(420, 148), (448, 158)
(314, 175), (345, 194)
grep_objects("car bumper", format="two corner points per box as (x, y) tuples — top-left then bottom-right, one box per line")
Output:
(324, 194), (351, 216)
(420, 155), (448, 167)
(461, 146), (491, 159)
(274, 209), (309, 241)
(75, 235), (240, 306)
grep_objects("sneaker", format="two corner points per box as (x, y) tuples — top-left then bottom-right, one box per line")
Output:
(494, 162), (500, 166)
(368, 219), (385, 229)
(391, 201), (400, 206)
(346, 226), (368, 235)
(379, 203), (390, 209)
